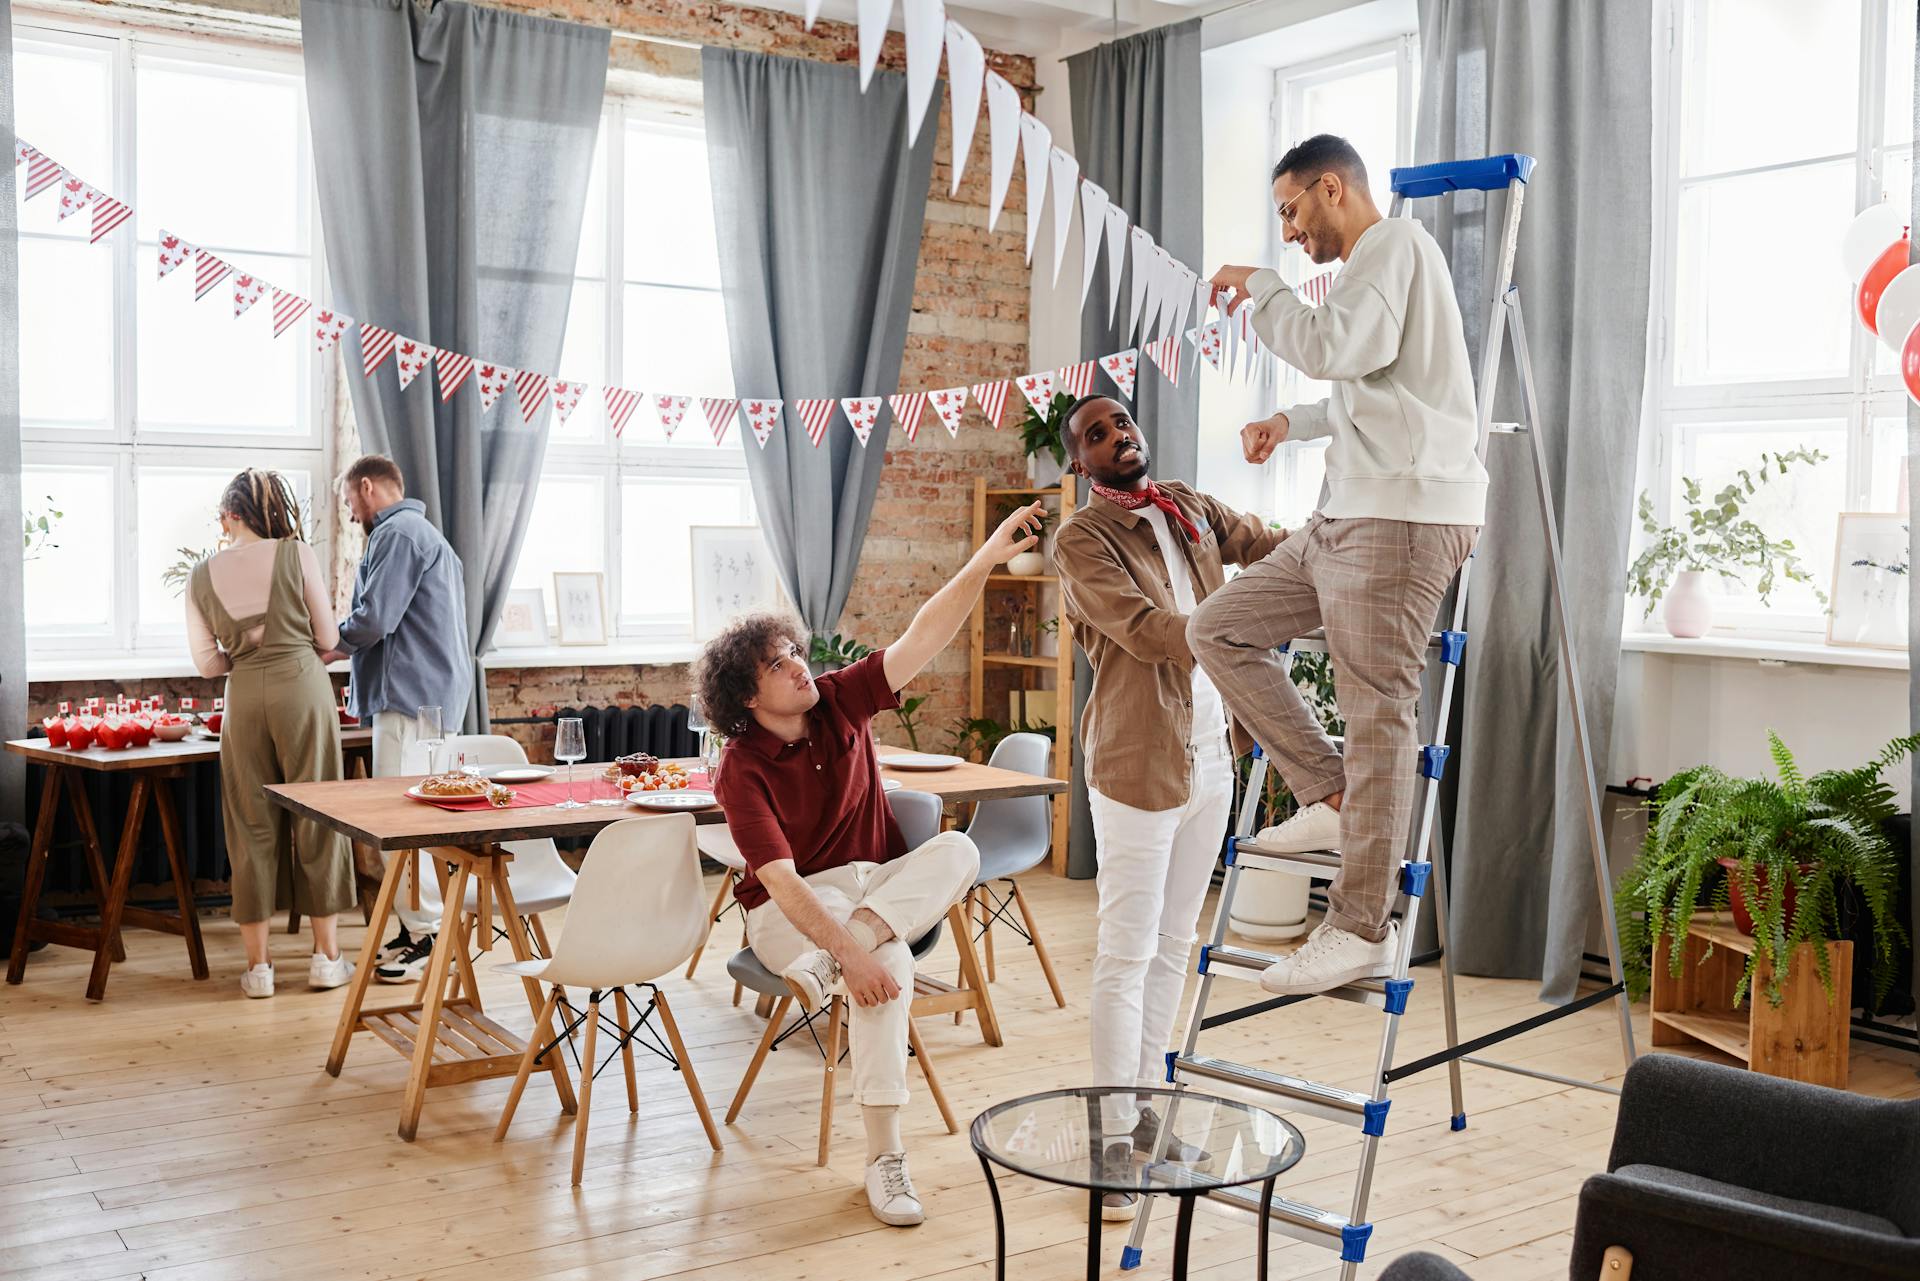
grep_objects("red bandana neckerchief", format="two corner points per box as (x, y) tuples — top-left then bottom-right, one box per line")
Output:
(1091, 479), (1202, 544)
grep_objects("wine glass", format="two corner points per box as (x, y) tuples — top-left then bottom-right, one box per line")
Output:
(687, 695), (710, 771)
(417, 705), (444, 776)
(554, 717), (586, 810)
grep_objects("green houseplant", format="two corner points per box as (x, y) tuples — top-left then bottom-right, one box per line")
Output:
(809, 631), (934, 751)
(22, 499), (61, 563)
(1614, 730), (1915, 1010)
(1018, 390), (1075, 470)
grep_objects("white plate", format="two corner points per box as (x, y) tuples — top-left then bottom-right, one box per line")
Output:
(882, 778), (903, 792)
(625, 790), (717, 811)
(479, 765), (552, 783)
(882, 753), (965, 771)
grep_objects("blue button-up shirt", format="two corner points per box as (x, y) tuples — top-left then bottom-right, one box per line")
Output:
(337, 498), (473, 724)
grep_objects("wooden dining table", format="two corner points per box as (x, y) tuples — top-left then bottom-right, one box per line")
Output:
(264, 746), (1067, 1141)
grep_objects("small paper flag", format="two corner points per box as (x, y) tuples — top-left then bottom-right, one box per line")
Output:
(89, 196), (131, 243)
(1098, 349), (1137, 399)
(475, 363), (513, 413)
(231, 273), (267, 319)
(437, 349), (475, 401)
(1058, 361), (1096, 398)
(314, 309), (351, 354)
(928, 386), (968, 437)
(742, 398), (783, 448)
(1014, 371), (1057, 416)
(394, 337), (434, 390)
(841, 396), (882, 446)
(701, 397), (739, 446)
(970, 380), (1010, 430)
(889, 392), (928, 443)
(551, 380), (586, 424)
(655, 394), (691, 438)
(272, 288), (311, 338)
(514, 370), (552, 422)
(796, 398), (837, 447)
(194, 250), (232, 301)
(359, 323), (397, 377)
(157, 231), (193, 279)
(605, 386), (643, 437)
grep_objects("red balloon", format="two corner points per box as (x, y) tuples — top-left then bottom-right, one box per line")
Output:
(1857, 236), (1911, 334)
(1903, 317), (1920, 402)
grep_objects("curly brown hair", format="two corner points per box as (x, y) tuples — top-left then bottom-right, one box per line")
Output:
(695, 611), (809, 736)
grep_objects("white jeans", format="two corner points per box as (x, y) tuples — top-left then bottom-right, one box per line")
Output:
(1089, 741), (1234, 1124)
(372, 710), (443, 936)
(745, 832), (980, 1109)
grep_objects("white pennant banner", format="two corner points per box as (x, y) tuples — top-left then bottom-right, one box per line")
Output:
(1058, 360), (1096, 398)
(889, 391), (928, 442)
(1017, 112), (1052, 265)
(1077, 179), (1109, 310)
(551, 380), (586, 424)
(742, 398), (783, 449)
(231, 272), (267, 319)
(928, 386), (967, 437)
(1127, 227), (1155, 343)
(796, 398), (837, 447)
(804, 0), (825, 28)
(314, 309), (351, 355)
(944, 21), (985, 195)
(157, 230), (194, 280)
(970, 380), (1010, 430)
(701, 397), (739, 445)
(841, 396), (882, 446)
(655, 394), (691, 439)
(437, 349), (475, 401)
(1103, 204), (1129, 325)
(394, 337), (434, 390)
(515, 370), (552, 423)
(1191, 322), (1223, 370)
(1098, 348), (1138, 399)
(1169, 266), (1198, 351)
(55, 176), (91, 222)
(1046, 146), (1078, 288)
(984, 72), (1022, 233)
(1014, 370), (1055, 416)
(605, 386), (643, 437)
(360, 323), (397, 377)
(272, 288), (310, 338)
(902, 0), (945, 147)
(856, 0), (892, 91)
(476, 363), (513, 414)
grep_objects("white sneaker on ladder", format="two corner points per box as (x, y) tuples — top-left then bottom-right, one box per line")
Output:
(1252, 801), (1342, 853)
(1259, 922), (1398, 995)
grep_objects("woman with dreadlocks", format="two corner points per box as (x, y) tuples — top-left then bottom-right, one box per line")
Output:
(186, 468), (355, 998)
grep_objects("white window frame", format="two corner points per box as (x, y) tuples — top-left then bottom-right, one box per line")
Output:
(1644, 0), (1911, 637)
(17, 16), (331, 664)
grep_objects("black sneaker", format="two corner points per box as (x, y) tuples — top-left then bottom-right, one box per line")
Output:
(1134, 1105), (1212, 1167)
(374, 931), (436, 984)
(374, 925), (414, 967)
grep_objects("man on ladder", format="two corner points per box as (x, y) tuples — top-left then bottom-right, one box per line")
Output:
(1201, 133), (1486, 995)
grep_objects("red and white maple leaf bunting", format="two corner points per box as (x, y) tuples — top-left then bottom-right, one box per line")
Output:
(514, 370), (552, 423)
(476, 364), (512, 414)
(795, 398), (837, 447)
(551, 380), (586, 424)
(56, 177), (91, 222)
(313, 310), (351, 354)
(1099, 349), (1137, 398)
(436, 349), (474, 401)
(604, 386), (644, 437)
(90, 196), (131, 244)
(194, 250), (231, 301)
(840, 396), (882, 446)
(888, 392), (928, 443)
(394, 338), (434, 390)
(1145, 334), (1183, 387)
(928, 387), (967, 437)
(701, 397), (739, 446)
(12, 138), (32, 167)
(970, 380), (1010, 430)
(654, 394), (691, 439)
(360, 323), (398, 377)
(1191, 321), (1223, 370)
(1057, 361), (1096, 399)
(741, 398), (783, 448)
(271, 288), (311, 338)
(232, 274), (267, 319)
(23, 150), (62, 200)
(156, 232), (194, 279)
(1015, 371), (1056, 416)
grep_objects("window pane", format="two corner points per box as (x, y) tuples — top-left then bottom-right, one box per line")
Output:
(551, 281), (606, 444)
(19, 239), (113, 429)
(134, 465), (314, 634)
(138, 258), (309, 433)
(12, 40), (112, 192)
(1675, 422), (1848, 615)
(23, 464), (115, 630)
(1674, 162), (1853, 384)
(1297, 64), (1398, 206)
(1870, 414), (1910, 513)
(619, 477), (757, 623)
(1274, 441), (1328, 529)
(511, 474), (606, 618)
(135, 59), (306, 253)
(624, 124), (721, 287)
(1888, 0), (1917, 148)
(622, 284), (735, 415)
(1682, 0), (1860, 175)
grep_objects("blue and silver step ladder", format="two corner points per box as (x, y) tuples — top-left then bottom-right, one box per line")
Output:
(1119, 154), (1639, 1278)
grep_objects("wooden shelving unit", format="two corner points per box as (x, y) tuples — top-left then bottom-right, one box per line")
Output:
(970, 476), (1076, 873)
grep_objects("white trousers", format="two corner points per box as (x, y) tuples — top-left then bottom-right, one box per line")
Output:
(1088, 741), (1235, 1124)
(746, 831), (980, 1108)
(372, 710), (443, 936)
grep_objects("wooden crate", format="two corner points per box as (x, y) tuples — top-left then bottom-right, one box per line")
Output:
(1652, 912), (1852, 1089)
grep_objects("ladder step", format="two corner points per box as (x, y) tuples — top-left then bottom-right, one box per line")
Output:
(1201, 945), (1391, 1009)
(1285, 628), (1458, 655)
(1207, 1182), (1361, 1255)
(1172, 1054), (1377, 1129)
(1232, 844), (1343, 876)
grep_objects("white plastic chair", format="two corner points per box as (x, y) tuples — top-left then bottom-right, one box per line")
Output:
(958, 732), (1066, 1009)
(491, 812), (721, 1185)
(686, 825), (750, 1006)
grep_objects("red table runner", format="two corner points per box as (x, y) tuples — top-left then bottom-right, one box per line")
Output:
(415, 771), (714, 812)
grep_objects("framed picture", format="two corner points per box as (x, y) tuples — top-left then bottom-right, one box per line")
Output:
(552, 572), (609, 647)
(1827, 512), (1909, 650)
(690, 526), (784, 640)
(493, 588), (550, 649)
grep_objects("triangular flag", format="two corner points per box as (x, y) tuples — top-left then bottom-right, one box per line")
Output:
(476, 363), (513, 414)
(1018, 112), (1052, 265)
(742, 398), (783, 449)
(1169, 266), (1198, 349)
(514, 370), (552, 422)
(889, 392), (928, 442)
(1303, 269), (1336, 305)
(841, 396), (882, 446)
(1058, 361), (1096, 399)
(796, 398), (838, 447)
(804, 0), (825, 28)
(157, 231), (194, 280)
(902, 0), (944, 147)
(856, 0), (892, 91)
(1078, 180), (1110, 310)
(1047, 147), (1079, 287)
(701, 397), (739, 445)
(1191, 321), (1224, 370)
(272, 288), (311, 338)
(1103, 205), (1130, 325)
(1014, 371), (1056, 416)
(551, 380), (586, 424)
(436, 349), (474, 401)
(1098, 349), (1138, 399)
(89, 196), (131, 244)
(394, 337), (434, 390)
(605, 386), (643, 437)
(314, 309), (352, 354)
(928, 386), (968, 437)
(1225, 297), (1243, 379)
(24, 152), (62, 200)
(945, 21), (986, 195)
(984, 72), (1021, 233)
(1190, 277), (1213, 357)
(194, 250), (232, 301)
(655, 394), (691, 438)
(55, 176), (92, 222)
(13, 139), (31, 167)
(1146, 334), (1183, 387)
(971, 380), (1010, 430)
(359, 323), (397, 377)
(231, 273), (267, 319)
(1126, 227), (1155, 342)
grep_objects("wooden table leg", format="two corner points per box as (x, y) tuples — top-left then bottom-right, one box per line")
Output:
(6, 768), (62, 984)
(398, 858), (470, 1141)
(151, 776), (209, 980)
(328, 844), (407, 1076)
(63, 769), (125, 962)
(85, 776), (150, 1003)
(947, 900), (1005, 1047)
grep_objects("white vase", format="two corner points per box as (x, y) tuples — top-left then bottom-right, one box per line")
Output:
(1228, 867), (1312, 941)
(1662, 570), (1713, 638)
(1007, 551), (1046, 577)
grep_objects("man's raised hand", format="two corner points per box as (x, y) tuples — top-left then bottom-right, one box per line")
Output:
(1241, 413), (1290, 464)
(982, 500), (1046, 565)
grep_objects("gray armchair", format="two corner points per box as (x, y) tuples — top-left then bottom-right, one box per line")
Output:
(1571, 1053), (1920, 1280)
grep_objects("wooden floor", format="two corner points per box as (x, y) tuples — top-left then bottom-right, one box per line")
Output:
(3, 871), (1917, 1281)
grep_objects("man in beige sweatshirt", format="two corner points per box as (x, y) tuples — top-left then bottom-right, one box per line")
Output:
(1191, 134), (1485, 996)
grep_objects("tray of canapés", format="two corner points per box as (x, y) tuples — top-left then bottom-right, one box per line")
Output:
(605, 753), (715, 810)
(38, 697), (215, 751)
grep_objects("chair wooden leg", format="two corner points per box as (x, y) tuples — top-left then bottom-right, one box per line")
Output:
(954, 887), (977, 1027)
(687, 872), (733, 980)
(1010, 877), (1066, 1008)
(571, 995), (600, 1185)
(817, 996), (844, 1167)
(654, 989), (722, 1152)
(612, 988), (639, 1114)
(907, 1017), (958, 1134)
(1600, 1246), (1633, 1279)
(731, 882), (746, 1007)
(727, 994), (790, 1124)
(495, 986), (559, 1141)
(754, 992), (774, 1019)
(980, 886), (996, 983)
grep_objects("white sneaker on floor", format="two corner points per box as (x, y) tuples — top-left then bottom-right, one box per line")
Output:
(308, 951), (354, 990)
(865, 1151), (924, 1226)
(781, 947), (842, 1015)
(1259, 922), (1398, 995)
(240, 963), (275, 999)
(1251, 802), (1342, 854)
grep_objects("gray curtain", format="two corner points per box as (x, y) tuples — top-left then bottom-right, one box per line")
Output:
(0, 0), (22, 824)
(1908, 0), (1920, 1019)
(1063, 18), (1204, 878)
(1416, 0), (1653, 999)
(302, 0), (608, 730)
(702, 49), (934, 636)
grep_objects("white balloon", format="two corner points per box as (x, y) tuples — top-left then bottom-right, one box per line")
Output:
(1842, 202), (1909, 281)
(1875, 264), (1920, 351)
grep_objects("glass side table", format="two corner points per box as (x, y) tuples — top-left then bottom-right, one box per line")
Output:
(970, 1086), (1305, 1280)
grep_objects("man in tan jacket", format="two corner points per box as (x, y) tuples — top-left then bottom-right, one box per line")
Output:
(1052, 394), (1285, 1221)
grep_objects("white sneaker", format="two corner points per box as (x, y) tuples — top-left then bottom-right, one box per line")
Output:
(240, 963), (275, 999)
(865, 1151), (924, 1226)
(1251, 802), (1343, 854)
(308, 951), (354, 990)
(1259, 922), (1398, 995)
(781, 948), (842, 1015)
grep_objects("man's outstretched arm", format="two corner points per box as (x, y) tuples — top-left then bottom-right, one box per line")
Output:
(881, 501), (1045, 692)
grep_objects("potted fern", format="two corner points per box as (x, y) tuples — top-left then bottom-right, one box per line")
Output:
(1614, 730), (1914, 1009)
(1018, 390), (1075, 486)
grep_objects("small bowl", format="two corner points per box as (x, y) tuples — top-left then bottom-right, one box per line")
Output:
(153, 721), (193, 742)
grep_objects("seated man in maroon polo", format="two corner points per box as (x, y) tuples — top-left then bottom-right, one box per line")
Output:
(696, 501), (1044, 1229)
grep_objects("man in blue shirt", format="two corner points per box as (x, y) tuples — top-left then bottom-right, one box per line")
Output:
(324, 454), (472, 981)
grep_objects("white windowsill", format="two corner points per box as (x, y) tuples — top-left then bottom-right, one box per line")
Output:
(27, 654), (355, 683)
(1620, 631), (1909, 671)
(27, 644), (702, 683)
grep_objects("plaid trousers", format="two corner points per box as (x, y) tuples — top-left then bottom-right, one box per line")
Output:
(1188, 515), (1477, 941)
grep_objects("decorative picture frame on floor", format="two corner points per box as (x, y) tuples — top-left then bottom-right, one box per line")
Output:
(690, 526), (782, 641)
(1826, 512), (1908, 650)
(553, 572), (609, 646)
(494, 587), (551, 648)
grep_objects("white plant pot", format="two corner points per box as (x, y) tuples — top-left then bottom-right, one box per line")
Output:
(1007, 551), (1047, 577)
(1028, 451), (1065, 487)
(1662, 570), (1713, 638)
(1229, 866), (1312, 941)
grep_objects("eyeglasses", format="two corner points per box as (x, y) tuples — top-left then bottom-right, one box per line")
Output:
(1277, 180), (1323, 227)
